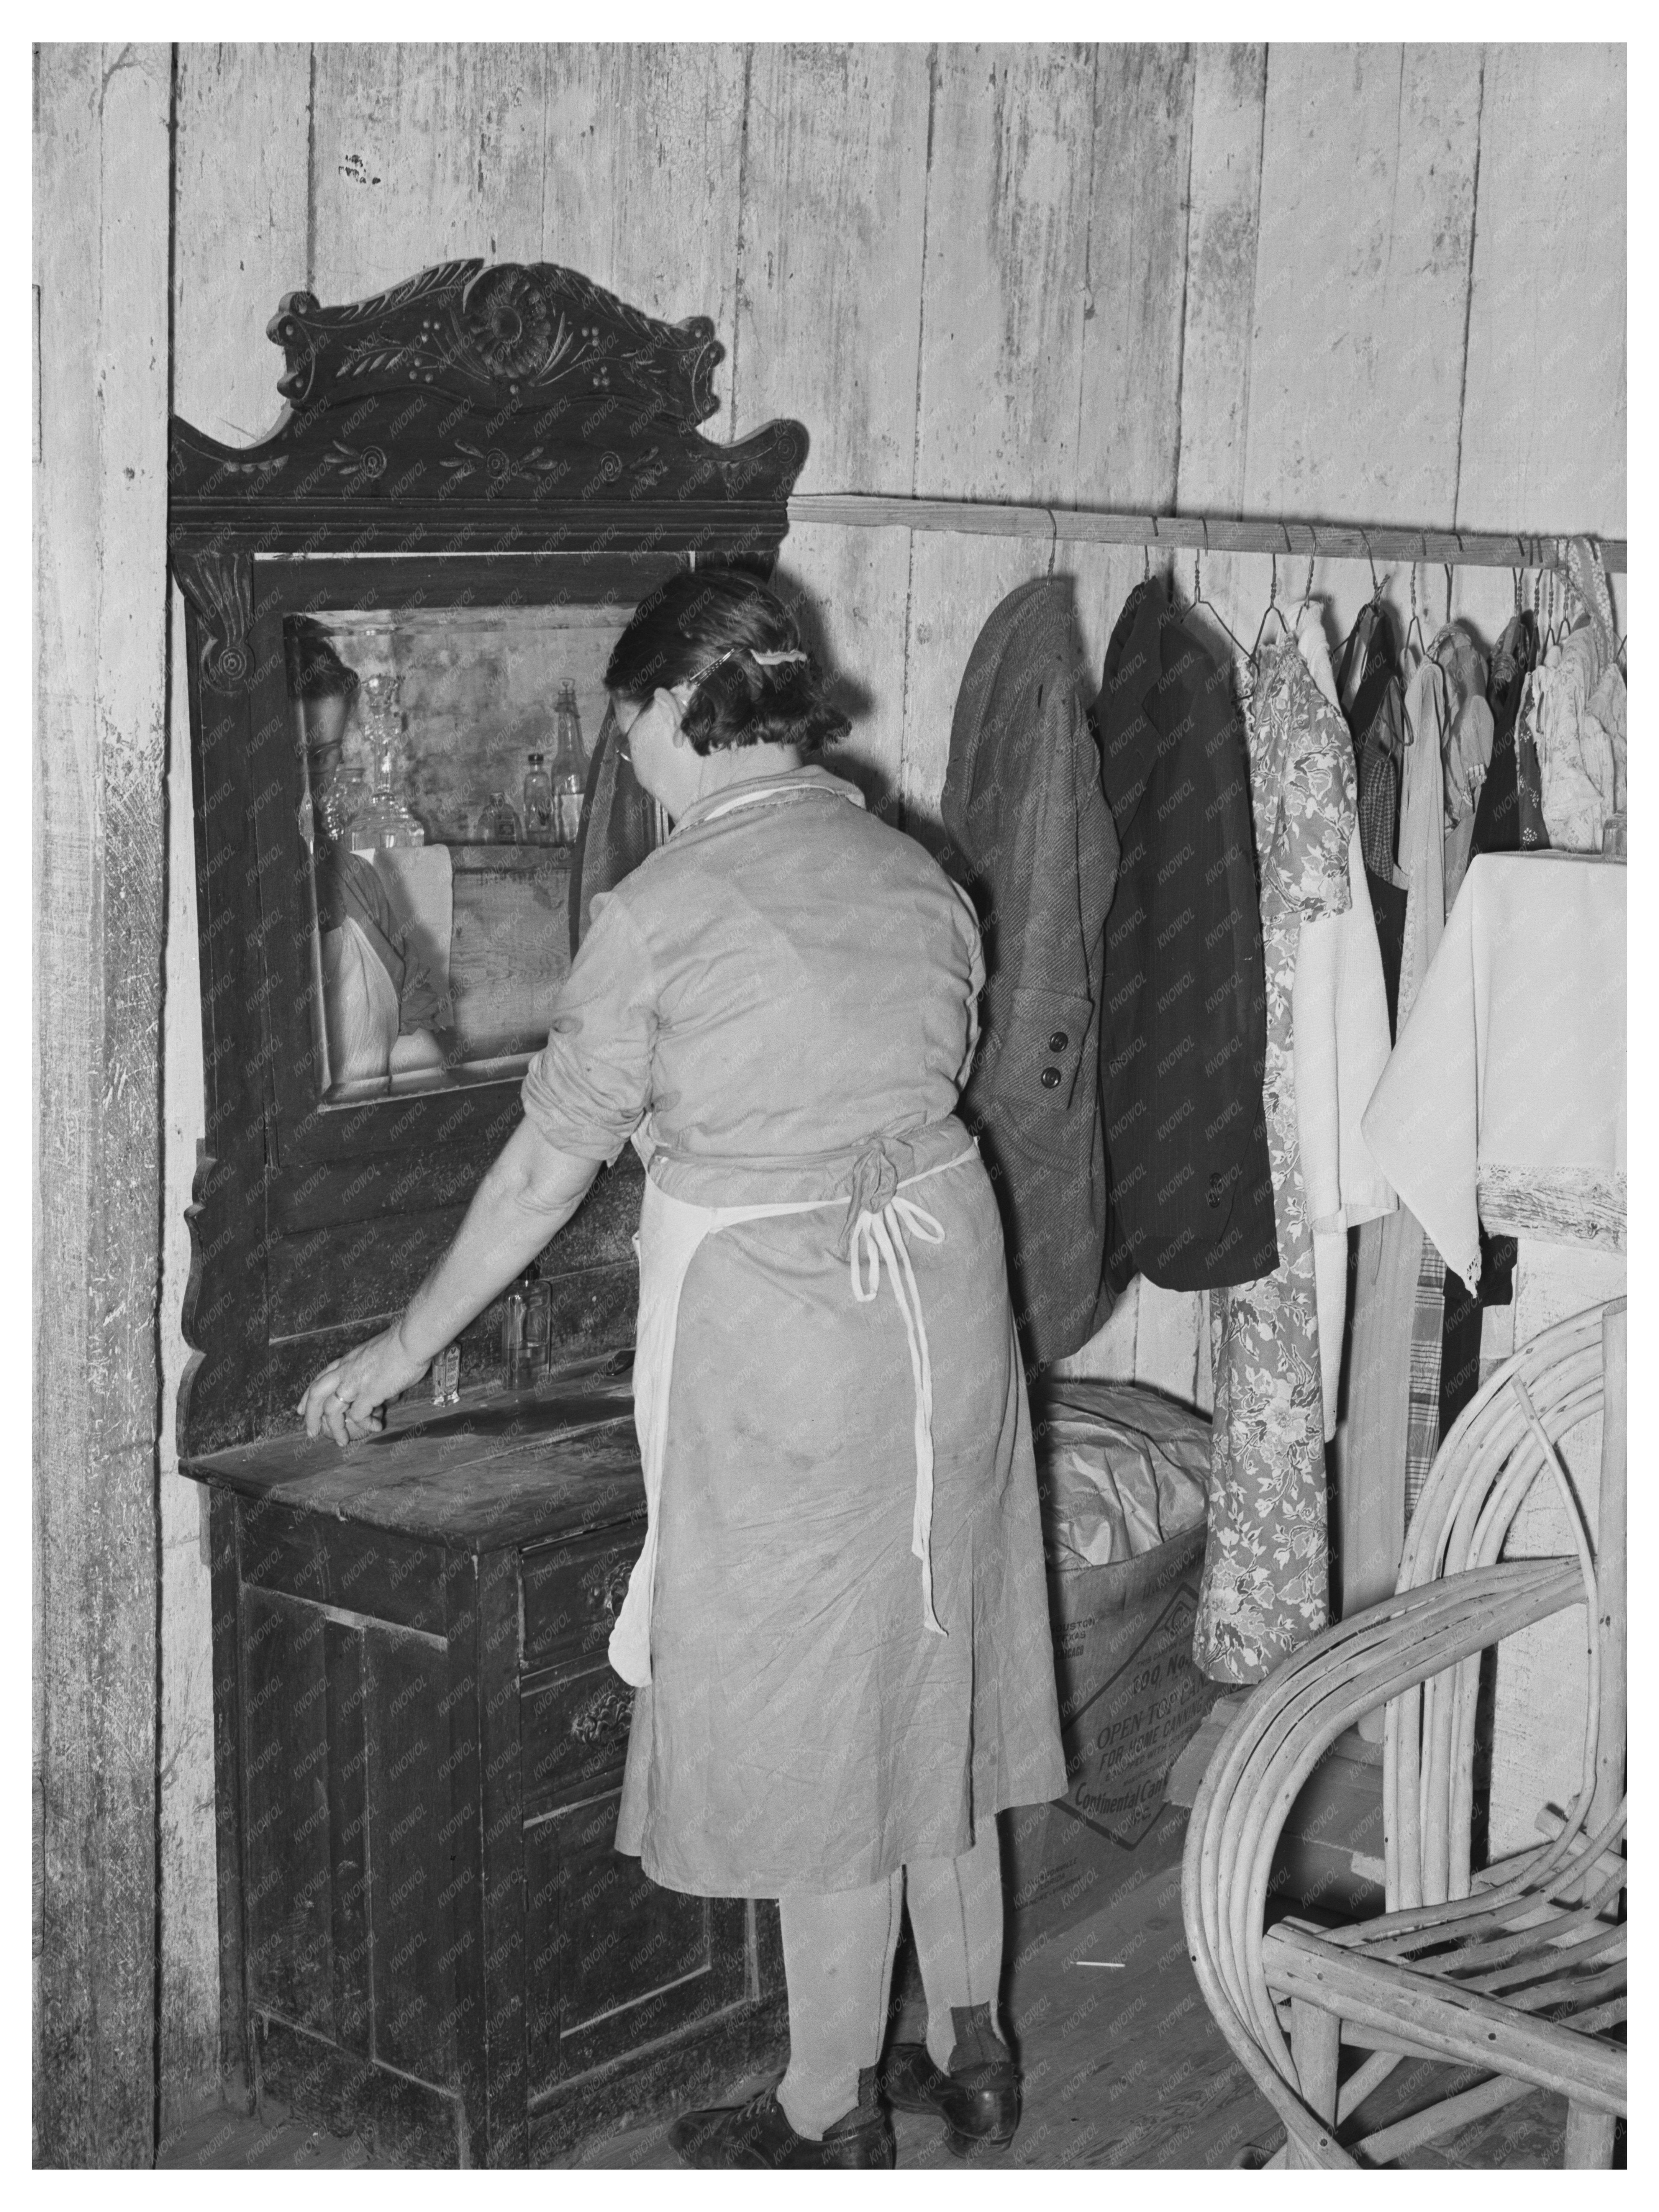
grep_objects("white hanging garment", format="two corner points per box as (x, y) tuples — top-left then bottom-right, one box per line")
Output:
(1292, 608), (1395, 1440)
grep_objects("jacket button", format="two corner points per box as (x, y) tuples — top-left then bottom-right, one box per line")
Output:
(1048, 1030), (1069, 1052)
(1040, 1066), (1062, 1090)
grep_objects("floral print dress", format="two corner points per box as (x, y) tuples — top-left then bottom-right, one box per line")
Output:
(1194, 639), (1358, 1684)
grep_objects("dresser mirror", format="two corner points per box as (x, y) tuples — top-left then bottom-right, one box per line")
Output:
(286, 602), (666, 1102)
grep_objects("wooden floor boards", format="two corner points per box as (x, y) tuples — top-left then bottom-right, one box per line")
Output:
(158, 1798), (1586, 2171)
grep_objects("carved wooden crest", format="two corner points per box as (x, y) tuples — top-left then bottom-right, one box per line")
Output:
(169, 258), (806, 538)
(269, 259), (725, 423)
(168, 259), (810, 686)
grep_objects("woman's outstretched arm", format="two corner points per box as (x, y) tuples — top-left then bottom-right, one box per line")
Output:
(297, 1118), (603, 1445)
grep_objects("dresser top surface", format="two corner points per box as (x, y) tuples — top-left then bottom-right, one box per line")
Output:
(181, 1353), (644, 1552)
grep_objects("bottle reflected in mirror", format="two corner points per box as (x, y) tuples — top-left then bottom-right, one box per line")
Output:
(550, 681), (587, 845)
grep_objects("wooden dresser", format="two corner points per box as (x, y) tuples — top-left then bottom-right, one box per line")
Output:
(189, 1355), (786, 2164)
(167, 259), (808, 2163)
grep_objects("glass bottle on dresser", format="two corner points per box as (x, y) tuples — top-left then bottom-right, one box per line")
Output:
(478, 791), (521, 843)
(522, 751), (554, 842)
(549, 682), (588, 846)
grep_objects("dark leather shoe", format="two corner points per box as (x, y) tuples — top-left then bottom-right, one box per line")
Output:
(667, 2083), (895, 2169)
(882, 2041), (1020, 2157)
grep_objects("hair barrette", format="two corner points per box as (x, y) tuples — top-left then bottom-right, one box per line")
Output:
(694, 645), (808, 685)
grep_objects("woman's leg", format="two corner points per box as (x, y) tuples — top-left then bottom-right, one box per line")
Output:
(776, 1870), (904, 2138)
(904, 1823), (1007, 2069)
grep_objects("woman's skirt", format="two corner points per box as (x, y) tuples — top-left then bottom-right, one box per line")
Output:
(615, 1152), (1067, 1895)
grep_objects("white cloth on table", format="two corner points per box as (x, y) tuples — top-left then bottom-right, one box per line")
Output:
(1360, 852), (1626, 1295)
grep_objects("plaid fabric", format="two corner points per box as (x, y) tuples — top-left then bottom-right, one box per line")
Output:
(1405, 1238), (1448, 1517)
(1354, 675), (1405, 879)
(1357, 735), (1400, 879)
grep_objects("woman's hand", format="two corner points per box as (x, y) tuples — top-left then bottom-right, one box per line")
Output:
(297, 1322), (430, 1447)
(292, 1124), (600, 1450)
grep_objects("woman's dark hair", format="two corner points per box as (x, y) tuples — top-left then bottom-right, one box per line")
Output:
(287, 616), (361, 706)
(603, 571), (850, 755)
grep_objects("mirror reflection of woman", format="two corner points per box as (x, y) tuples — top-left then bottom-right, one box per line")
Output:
(297, 573), (1067, 2171)
(290, 620), (450, 1094)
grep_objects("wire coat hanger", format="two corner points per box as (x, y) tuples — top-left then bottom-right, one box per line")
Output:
(1404, 559), (1428, 666)
(1191, 541), (1250, 661)
(1364, 531), (1386, 605)
(1297, 544), (1318, 612)
(1249, 551), (1292, 662)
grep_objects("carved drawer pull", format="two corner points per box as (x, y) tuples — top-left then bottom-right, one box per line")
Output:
(588, 1555), (634, 1623)
(568, 1685), (634, 1744)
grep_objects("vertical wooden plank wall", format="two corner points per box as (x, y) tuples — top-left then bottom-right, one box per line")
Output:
(159, 43), (314, 2139)
(736, 44), (931, 810)
(34, 41), (173, 2168)
(1049, 46), (1203, 1394)
(1456, 43), (1628, 647)
(902, 45), (1100, 851)
(40, 41), (1625, 2150)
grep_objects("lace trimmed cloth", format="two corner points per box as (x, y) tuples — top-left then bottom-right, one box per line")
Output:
(1477, 1164), (1627, 1254)
(1363, 851), (1626, 1294)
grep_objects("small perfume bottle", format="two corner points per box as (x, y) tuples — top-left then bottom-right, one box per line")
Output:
(502, 1284), (528, 1387)
(479, 790), (521, 843)
(522, 751), (554, 843)
(522, 1279), (552, 1382)
(430, 1344), (461, 1405)
(549, 682), (588, 846)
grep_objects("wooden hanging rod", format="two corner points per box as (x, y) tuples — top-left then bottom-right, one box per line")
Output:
(786, 495), (1628, 574)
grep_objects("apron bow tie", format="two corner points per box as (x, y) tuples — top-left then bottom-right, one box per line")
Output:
(835, 1140), (902, 1256)
(838, 1141), (951, 1640)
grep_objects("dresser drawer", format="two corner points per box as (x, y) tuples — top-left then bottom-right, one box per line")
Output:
(520, 1522), (644, 1672)
(522, 1658), (635, 1817)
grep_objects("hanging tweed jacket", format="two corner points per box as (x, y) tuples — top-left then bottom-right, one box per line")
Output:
(942, 579), (1121, 1366)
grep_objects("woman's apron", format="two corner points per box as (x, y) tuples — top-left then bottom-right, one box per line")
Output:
(607, 772), (975, 1687)
(608, 1139), (977, 1688)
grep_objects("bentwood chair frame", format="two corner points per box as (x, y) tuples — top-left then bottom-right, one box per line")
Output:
(1183, 1300), (1627, 2168)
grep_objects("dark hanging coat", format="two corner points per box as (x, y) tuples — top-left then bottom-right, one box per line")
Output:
(1336, 595), (1408, 1037)
(1094, 579), (1277, 1294)
(941, 579), (1121, 1367)
(1471, 609), (1544, 856)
